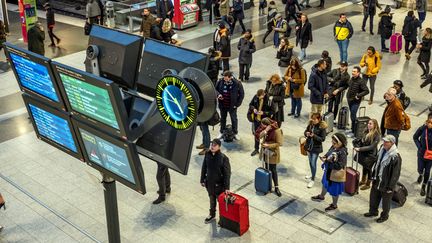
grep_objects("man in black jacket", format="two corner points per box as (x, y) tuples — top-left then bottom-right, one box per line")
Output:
(346, 66), (369, 137)
(361, 0), (381, 35)
(215, 71), (245, 140)
(27, 22), (45, 56)
(308, 59), (329, 115)
(44, 3), (60, 47)
(364, 135), (401, 223)
(200, 138), (231, 223)
(327, 61), (350, 120)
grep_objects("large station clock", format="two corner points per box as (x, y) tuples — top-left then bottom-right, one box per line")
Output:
(155, 75), (199, 130)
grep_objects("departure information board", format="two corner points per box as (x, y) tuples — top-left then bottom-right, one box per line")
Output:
(59, 73), (119, 130)
(28, 103), (78, 153)
(79, 128), (135, 184)
(9, 52), (59, 102)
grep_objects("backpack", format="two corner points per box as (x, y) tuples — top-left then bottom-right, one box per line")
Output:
(402, 111), (411, 131)
(402, 20), (413, 37)
(222, 124), (235, 142)
(207, 111), (221, 127)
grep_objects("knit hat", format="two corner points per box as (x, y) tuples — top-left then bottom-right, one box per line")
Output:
(332, 133), (347, 147)
(393, 80), (404, 88)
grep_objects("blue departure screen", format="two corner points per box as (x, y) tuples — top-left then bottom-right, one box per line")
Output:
(10, 53), (59, 102)
(144, 39), (206, 64)
(79, 128), (135, 184)
(28, 104), (77, 153)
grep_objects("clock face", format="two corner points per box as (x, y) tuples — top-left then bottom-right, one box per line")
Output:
(155, 75), (198, 130)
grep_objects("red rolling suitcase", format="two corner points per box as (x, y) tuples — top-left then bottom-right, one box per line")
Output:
(345, 149), (360, 195)
(390, 25), (402, 54)
(218, 192), (249, 236)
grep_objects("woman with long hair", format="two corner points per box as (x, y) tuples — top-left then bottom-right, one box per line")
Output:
(284, 58), (306, 118)
(295, 13), (313, 62)
(353, 119), (381, 190)
(276, 37), (294, 78)
(304, 113), (327, 188)
(417, 28), (432, 79)
(265, 74), (285, 128)
(249, 89), (272, 156)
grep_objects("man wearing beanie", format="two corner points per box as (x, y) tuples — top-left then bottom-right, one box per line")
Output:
(364, 135), (401, 223)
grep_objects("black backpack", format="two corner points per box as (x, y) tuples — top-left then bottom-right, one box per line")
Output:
(222, 125), (235, 142)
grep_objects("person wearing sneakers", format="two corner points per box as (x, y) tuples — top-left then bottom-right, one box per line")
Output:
(44, 3), (61, 47)
(360, 46), (381, 105)
(413, 116), (432, 197)
(201, 138), (231, 224)
(364, 135), (401, 223)
(402, 11), (421, 61)
(249, 89), (273, 156)
(353, 119), (381, 190)
(215, 71), (245, 140)
(334, 13), (354, 63)
(311, 133), (348, 211)
(304, 113), (327, 188)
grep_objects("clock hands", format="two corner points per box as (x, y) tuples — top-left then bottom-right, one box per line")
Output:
(165, 88), (184, 115)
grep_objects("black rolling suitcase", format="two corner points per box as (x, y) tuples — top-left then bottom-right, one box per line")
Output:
(323, 100), (334, 134)
(353, 107), (369, 138)
(426, 179), (432, 206)
(392, 182), (408, 207)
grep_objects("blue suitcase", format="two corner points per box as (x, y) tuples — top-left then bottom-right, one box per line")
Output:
(255, 149), (272, 194)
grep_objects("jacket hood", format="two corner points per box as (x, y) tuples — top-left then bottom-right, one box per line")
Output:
(219, 28), (228, 37)
(212, 51), (222, 60)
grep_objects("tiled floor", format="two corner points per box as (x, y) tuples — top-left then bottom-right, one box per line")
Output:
(1, 1), (432, 242)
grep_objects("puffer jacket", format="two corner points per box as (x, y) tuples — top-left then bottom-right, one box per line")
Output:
(360, 51), (381, 76)
(346, 75), (369, 104)
(304, 121), (327, 154)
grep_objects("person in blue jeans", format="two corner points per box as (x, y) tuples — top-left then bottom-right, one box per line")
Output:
(413, 116), (432, 196)
(345, 66), (369, 137)
(304, 113), (327, 188)
(417, 0), (427, 29)
(333, 13), (353, 63)
(196, 123), (211, 155)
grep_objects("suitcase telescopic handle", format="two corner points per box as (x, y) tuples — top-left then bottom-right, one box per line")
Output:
(358, 106), (366, 117)
(352, 148), (359, 171)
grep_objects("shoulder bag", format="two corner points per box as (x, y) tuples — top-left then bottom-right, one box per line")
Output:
(424, 128), (432, 160)
(330, 167), (346, 182)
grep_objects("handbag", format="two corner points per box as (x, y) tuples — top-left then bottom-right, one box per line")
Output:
(299, 136), (307, 156)
(330, 167), (346, 182)
(424, 128), (432, 160)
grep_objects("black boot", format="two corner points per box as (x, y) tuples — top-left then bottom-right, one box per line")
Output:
(275, 187), (282, 197)
(421, 184), (426, 196)
(417, 174), (423, 184)
(152, 196), (166, 204)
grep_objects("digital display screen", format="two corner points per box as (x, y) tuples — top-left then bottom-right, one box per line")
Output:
(59, 73), (119, 130)
(79, 128), (135, 184)
(28, 104), (78, 153)
(143, 39), (206, 64)
(9, 53), (59, 102)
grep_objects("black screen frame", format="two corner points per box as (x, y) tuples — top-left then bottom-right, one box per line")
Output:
(51, 62), (131, 139)
(72, 118), (146, 194)
(4, 43), (66, 111)
(22, 93), (84, 160)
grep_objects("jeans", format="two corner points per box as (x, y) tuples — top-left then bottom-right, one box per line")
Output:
(349, 102), (360, 131)
(308, 152), (319, 180)
(239, 63), (250, 81)
(220, 107), (238, 134)
(200, 124), (210, 148)
(266, 163), (279, 186)
(417, 156), (432, 184)
(363, 75), (377, 101)
(299, 48), (306, 61)
(369, 183), (393, 219)
(156, 163), (171, 197)
(362, 12), (374, 32)
(404, 38), (417, 55)
(385, 129), (401, 145)
(336, 39), (349, 62)
(381, 36), (388, 50)
(291, 97), (302, 115)
(418, 11), (426, 28)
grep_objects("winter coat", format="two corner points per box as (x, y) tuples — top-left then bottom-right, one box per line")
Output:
(382, 98), (404, 131)
(371, 144), (401, 192)
(296, 21), (313, 49)
(362, 0), (381, 15)
(46, 8), (55, 27)
(232, 0), (245, 20)
(413, 125), (432, 159)
(334, 20), (354, 41)
(324, 146), (348, 183)
(355, 131), (381, 169)
(418, 37), (432, 63)
(308, 68), (328, 104)
(327, 68), (350, 96)
(304, 121), (327, 154)
(207, 52), (222, 83)
(86, 0), (101, 18)
(265, 80), (285, 122)
(27, 25), (45, 56)
(322, 56), (332, 74)
(259, 127), (283, 164)
(237, 36), (256, 65)
(360, 51), (381, 76)
(218, 29), (231, 58)
(215, 78), (245, 110)
(346, 75), (369, 104)
(276, 45), (293, 67)
(249, 94), (273, 122)
(140, 14), (156, 38)
(200, 151), (231, 194)
(156, 0), (174, 19)
(285, 0), (301, 14)
(378, 12), (393, 39)
(402, 15), (421, 41)
(284, 67), (306, 98)
(219, 0), (230, 16)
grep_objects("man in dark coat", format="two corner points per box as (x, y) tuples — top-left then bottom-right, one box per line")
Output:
(295, 13), (313, 62)
(327, 61), (350, 120)
(156, 0), (174, 21)
(27, 22), (45, 56)
(237, 30), (256, 82)
(364, 135), (401, 223)
(346, 66), (369, 137)
(402, 11), (421, 60)
(140, 8), (156, 38)
(200, 138), (231, 224)
(215, 22), (231, 71)
(378, 7), (393, 52)
(361, 0), (381, 35)
(215, 71), (245, 140)
(308, 59), (329, 115)
(230, 0), (246, 35)
(44, 3), (60, 47)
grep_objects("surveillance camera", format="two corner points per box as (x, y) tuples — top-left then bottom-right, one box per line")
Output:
(86, 45), (99, 60)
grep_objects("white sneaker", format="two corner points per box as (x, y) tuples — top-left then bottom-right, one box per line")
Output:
(307, 180), (315, 188)
(305, 175), (312, 180)
(216, 133), (223, 139)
